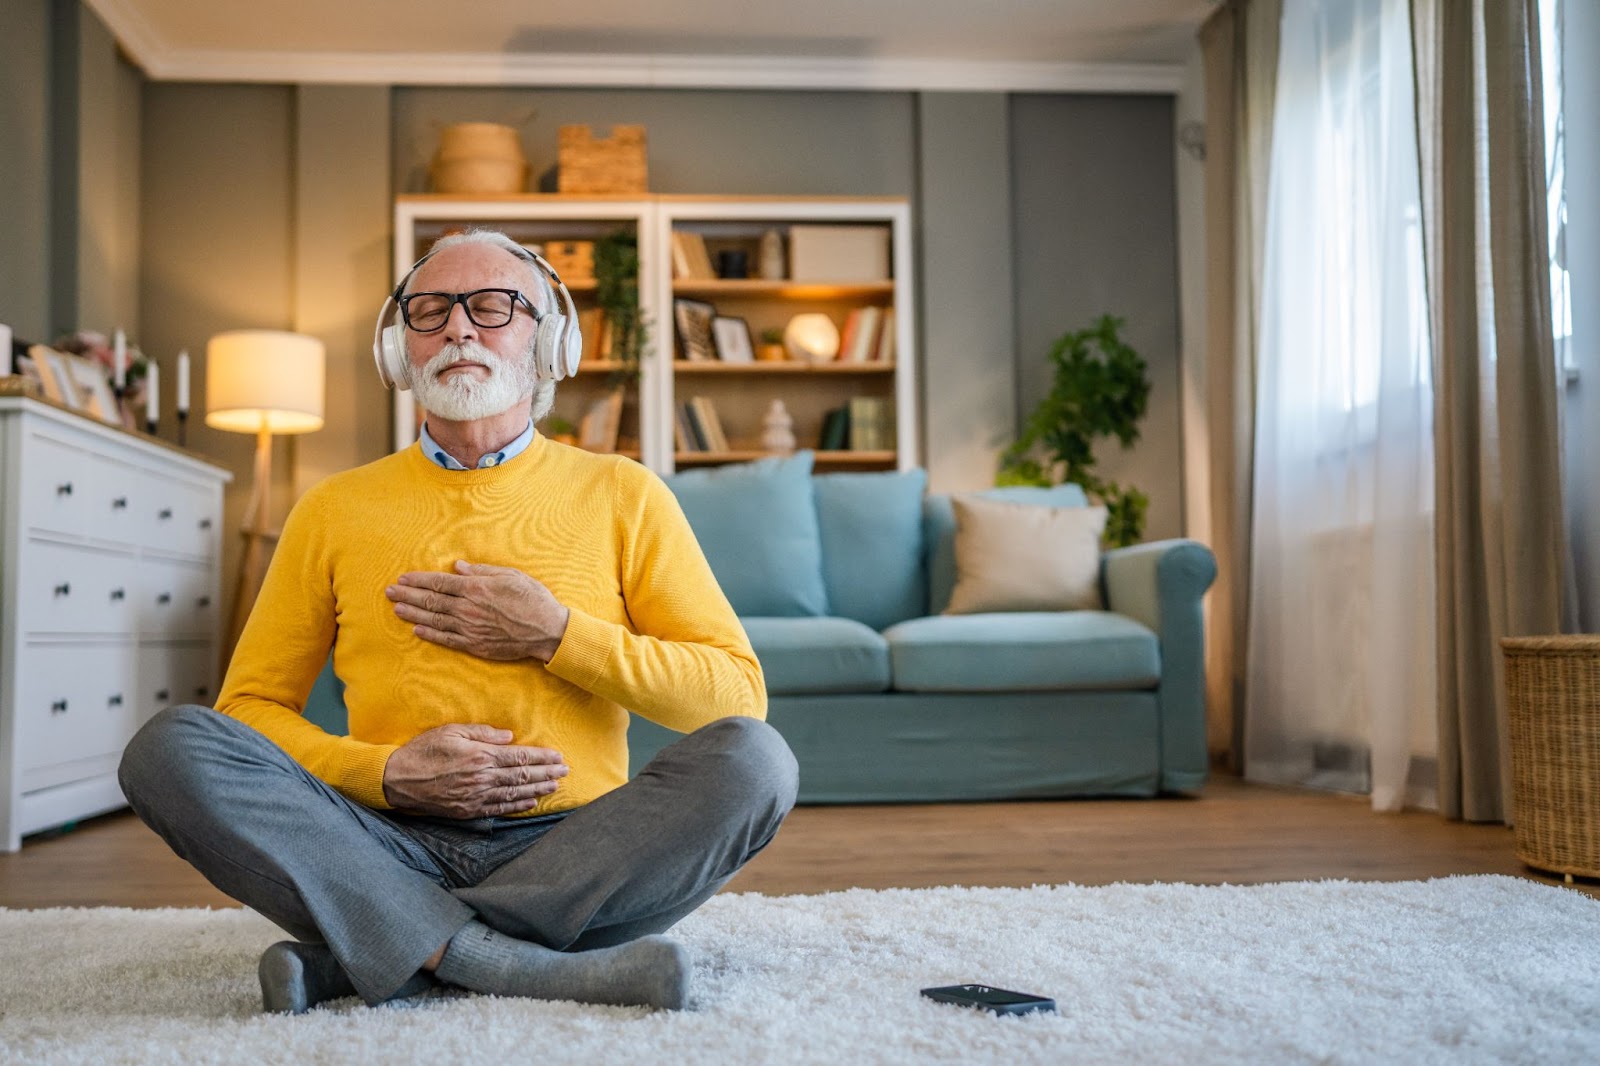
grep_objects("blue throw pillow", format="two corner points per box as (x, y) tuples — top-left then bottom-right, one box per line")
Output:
(814, 469), (928, 630)
(666, 451), (829, 617)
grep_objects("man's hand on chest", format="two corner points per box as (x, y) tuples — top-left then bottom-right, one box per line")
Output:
(386, 560), (571, 663)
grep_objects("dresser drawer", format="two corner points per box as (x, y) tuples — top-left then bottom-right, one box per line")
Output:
(18, 434), (99, 539)
(16, 541), (139, 635)
(134, 468), (220, 559)
(135, 559), (218, 639)
(15, 643), (140, 774)
(136, 642), (218, 724)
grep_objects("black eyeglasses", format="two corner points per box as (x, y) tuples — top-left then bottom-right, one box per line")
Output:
(397, 288), (541, 333)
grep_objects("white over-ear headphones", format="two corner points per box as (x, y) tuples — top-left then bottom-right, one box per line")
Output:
(371, 241), (583, 391)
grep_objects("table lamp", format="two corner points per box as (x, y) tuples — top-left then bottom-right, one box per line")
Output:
(205, 330), (325, 656)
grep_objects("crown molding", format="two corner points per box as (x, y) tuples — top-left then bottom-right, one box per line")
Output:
(85, 2), (1183, 94)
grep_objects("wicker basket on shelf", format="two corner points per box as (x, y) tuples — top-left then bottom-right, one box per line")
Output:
(1502, 634), (1600, 879)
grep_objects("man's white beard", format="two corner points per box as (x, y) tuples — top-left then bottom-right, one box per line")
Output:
(411, 340), (536, 422)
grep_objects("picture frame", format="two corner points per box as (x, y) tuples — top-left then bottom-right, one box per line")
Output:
(63, 352), (121, 426)
(673, 298), (717, 362)
(578, 387), (624, 453)
(29, 345), (81, 408)
(711, 316), (755, 364)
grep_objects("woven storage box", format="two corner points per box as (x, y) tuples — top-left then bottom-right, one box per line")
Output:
(430, 123), (528, 195)
(1502, 634), (1600, 879)
(558, 125), (648, 194)
(543, 240), (595, 281)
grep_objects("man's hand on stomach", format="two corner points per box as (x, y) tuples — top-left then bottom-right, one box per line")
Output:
(381, 723), (568, 818)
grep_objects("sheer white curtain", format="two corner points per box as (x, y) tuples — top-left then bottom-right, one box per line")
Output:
(1244, 0), (1437, 811)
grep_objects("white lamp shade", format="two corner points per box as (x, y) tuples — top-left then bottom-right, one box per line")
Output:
(204, 330), (325, 434)
(784, 313), (841, 363)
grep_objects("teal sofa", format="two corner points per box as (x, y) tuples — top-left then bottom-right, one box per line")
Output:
(640, 452), (1218, 803)
(302, 451), (1215, 804)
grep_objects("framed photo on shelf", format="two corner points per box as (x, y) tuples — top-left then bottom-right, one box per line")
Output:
(64, 352), (122, 425)
(28, 345), (81, 408)
(673, 298), (717, 362)
(711, 316), (755, 364)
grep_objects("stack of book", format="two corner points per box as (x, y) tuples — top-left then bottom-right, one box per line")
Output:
(675, 396), (730, 452)
(835, 307), (896, 363)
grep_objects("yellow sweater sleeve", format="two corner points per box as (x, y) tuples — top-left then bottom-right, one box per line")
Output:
(213, 486), (399, 809)
(545, 463), (766, 731)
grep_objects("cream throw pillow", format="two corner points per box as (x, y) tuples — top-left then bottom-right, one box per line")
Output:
(944, 496), (1107, 615)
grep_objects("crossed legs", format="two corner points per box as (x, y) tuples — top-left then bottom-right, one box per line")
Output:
(118, 706), (798, 1010)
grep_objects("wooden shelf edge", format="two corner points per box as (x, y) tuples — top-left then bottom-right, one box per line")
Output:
(674, 450), (895, 466)
(672, 360), (895, 373)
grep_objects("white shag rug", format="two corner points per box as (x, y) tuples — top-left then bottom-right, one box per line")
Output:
(2, 876), (1598, 1065)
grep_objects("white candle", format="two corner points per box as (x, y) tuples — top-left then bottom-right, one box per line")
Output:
(113, 329), (127, 389)
(145, 361), (159, 424)
(176, 350), (190, 412)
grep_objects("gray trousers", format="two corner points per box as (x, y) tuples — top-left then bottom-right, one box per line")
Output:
(118, 706), (798, 1004)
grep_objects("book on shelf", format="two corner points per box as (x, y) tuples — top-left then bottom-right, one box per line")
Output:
(844, 306), (882, 363)
(688, 395), (729, 452)
(675, 402), (703, 452)
(817, 405), (850, 451)
(579, 387), (624, 453)
(847, 396), (893, 452)
(671, 231), (717, 280)
(874, 307), (896, 363)
(674, 298), (718, 361)
(578, 307), (611, 364)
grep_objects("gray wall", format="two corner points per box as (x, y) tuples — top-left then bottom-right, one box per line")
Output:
(1010, 94), (1184, 541)
(0, 0), (53, 343)
(391, 88), (916, 197)
(72, 3), (142, 335)
(1565, 3), (1600, 630)
(141, 83), (296, 621)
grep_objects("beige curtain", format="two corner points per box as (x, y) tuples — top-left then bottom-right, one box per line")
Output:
(1412, 0), (1572, 821)
(1198, 0), (1280, 767)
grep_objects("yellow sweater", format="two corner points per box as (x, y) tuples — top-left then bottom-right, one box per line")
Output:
(215, 433), (766, 815)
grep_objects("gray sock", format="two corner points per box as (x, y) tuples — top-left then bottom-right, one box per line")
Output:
(259, 941), (435, 1014)
(434, 920), (690, 1010)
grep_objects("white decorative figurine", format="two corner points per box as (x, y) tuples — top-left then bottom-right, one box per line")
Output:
(761, 399), (796, 455)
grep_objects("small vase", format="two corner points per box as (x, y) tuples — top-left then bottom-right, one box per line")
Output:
(761, 399), (796, 455)
(759, 229), (785, 280)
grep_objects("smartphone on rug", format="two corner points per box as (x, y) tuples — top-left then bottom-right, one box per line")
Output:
(920, 983), (1056, 1016)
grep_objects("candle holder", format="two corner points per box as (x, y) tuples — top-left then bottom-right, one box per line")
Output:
(177, 410), (189, 447)
(146, 418), (158, 436)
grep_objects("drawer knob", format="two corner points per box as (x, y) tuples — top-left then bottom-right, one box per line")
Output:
(196, 596), (212, 608)
(194, 686), (210, 699)
(56, 482), (73, 497)
(157, 592), (172, 605)
(112, 497), (128, 509)
(53, 582), (71, 597)
(108, 693), (123, 707)
(155, 688), (171, 701)
(110, 588), (126, 601)
(158, 508), (174, 520)
(50, 699), (68, 714)
(200, 518), (213, 530)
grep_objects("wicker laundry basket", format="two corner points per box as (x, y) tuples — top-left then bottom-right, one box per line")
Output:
(1502, 634), (1600, 879)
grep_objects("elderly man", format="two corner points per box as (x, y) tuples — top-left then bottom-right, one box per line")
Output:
(119, 229), (797, 1014)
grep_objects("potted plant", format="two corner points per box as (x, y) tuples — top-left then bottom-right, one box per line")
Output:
(757, 327), (787, 362)
(594, 229), (648, 386)
(997, 314), (1151, 548)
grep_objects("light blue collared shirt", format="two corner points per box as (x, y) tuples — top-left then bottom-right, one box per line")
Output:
(419, 419), (535, 470)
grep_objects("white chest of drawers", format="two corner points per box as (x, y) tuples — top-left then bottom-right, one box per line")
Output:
(0, 395), (231, 851)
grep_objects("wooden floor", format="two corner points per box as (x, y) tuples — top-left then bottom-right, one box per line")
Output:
(1, 774), (1593, 909)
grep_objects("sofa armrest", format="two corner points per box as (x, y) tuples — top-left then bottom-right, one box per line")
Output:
(1102, 539), (1217, 793)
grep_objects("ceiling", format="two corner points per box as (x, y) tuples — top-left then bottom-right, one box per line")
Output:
(86, 0), (1217, 92)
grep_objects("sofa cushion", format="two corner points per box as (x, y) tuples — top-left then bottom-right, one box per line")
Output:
(814, 468), (928, 630)
(945, 496), (1107, 614)
(742, 616), (891, 695)
(883, 611), (1159, 692)
(666, 451), (829, 617)
(924, 483), (1091, 615)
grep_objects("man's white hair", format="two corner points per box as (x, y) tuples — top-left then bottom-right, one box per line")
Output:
(408, 228), (558, 423)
